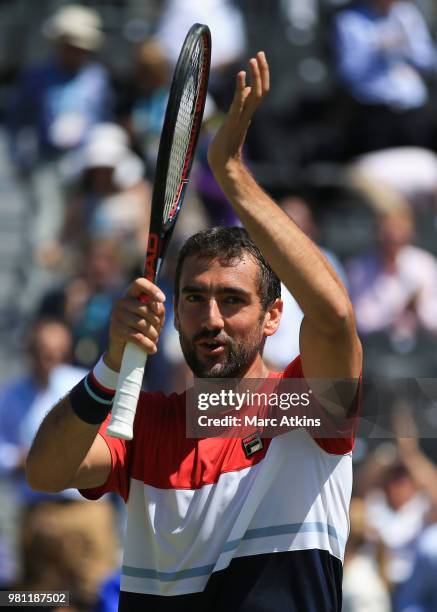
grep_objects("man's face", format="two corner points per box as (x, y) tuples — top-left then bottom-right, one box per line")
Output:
(372, 0), (396, 14)
(175, 255), (277, 378)
(56, 41), (90, 72)
(86, 240), (121, 290)
(378, 213), (413, 251)
(31, 322), (72, 384)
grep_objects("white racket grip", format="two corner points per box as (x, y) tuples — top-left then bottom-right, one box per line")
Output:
(107, 343), (148, 440)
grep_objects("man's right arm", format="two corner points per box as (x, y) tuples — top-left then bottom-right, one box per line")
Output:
(26, 278), (166, 493)
(26, 396), (111, 492)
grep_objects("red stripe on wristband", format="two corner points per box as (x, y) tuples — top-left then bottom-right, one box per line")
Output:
(89, 371), (116, 397)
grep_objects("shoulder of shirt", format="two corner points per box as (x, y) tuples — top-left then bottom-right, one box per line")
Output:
(269, 355), (303, 379)
(137, 388), (186, 410)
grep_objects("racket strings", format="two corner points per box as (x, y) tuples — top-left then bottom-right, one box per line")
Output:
(163, 40), (204, 224)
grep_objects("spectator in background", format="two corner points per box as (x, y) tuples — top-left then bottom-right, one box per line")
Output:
(156, 0), (246, 71)
(18, 499), (118, 609)
(264, 196), (348, 370)
(155, 0), (246, 109)
(0, 319), (83, 482)
(362, 402), (437, 602)
(8, 4), (111, 168)
(395, 511), (437, 612)
(7, 4), (113, 257)
(333, 0), (436, 156)
(348, 147), (437, 211)
(38, 238), (125, 369)
(63, 122), (150, 263)
(346, 201), (437, 341)
(355, 402), (437, 603)
(116, 39), (170, 171)
(391, 405), (437, 611)
(94, 570), (121, 612)
(395, 512), (437, 612)
(365, 460), (430, 591)
(115, 38), (219, 180)
(0, 319), (86, 584)
(342, 498), (391, 612)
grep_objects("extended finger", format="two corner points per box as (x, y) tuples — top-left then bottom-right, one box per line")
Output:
(228, 71), (249, 120)
(249, 57), (263, 100)
(127, 278), (166, 302)
(239, 59), (263, 126)
(257, 51), (270, 95)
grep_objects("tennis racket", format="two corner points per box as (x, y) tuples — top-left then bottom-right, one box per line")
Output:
(107, 23), (211, 440)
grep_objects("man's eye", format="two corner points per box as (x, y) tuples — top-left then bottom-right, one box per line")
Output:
(186, 294), (203, 302)
(224, 296), (244, 304)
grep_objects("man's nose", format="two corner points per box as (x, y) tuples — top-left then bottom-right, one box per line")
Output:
(201, 299), (225, 331)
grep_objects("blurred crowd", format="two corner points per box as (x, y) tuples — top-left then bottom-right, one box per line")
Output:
(0, 1), (437, 610)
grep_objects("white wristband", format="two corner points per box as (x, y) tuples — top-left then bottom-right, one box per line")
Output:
(92, 355), (119, 391)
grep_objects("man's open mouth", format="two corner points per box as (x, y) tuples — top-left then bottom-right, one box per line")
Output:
(197, 340), (226, 354)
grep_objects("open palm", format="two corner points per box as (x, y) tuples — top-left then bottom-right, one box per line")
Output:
(207, 52), (270, 175)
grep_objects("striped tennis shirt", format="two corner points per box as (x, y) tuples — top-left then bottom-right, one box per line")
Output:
(81, 356), (360, 611)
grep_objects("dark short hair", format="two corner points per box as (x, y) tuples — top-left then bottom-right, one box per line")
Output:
(174, 227), (281, 309)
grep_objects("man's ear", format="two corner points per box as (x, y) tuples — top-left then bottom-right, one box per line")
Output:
(263, 298), (283, 337)
(173, 296), (180, 331)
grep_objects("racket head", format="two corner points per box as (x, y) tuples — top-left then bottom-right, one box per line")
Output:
(144, 23), (211, 283)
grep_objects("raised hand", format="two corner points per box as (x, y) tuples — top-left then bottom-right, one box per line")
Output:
(106, 278), (166, 371)
(207, 51), (269, 175)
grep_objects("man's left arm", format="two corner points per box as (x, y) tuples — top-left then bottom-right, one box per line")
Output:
(208, 52), (362, 407)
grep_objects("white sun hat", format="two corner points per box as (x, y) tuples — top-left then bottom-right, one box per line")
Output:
(84, 123), (145, 188)
(43, 4), (104, 51)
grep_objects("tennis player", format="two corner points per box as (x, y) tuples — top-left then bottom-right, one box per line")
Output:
(27, 52), (362, 611)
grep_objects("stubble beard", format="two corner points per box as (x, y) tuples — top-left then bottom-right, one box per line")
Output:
(179, 326), (264, 379)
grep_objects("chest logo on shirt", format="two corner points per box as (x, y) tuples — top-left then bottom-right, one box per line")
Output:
(242, 432), (263, 458)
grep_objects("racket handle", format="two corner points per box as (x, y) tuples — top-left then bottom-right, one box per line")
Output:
(107, 343), (148, 440)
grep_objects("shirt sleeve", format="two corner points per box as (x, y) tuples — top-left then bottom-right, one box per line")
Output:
(79, 413), (131, 503)
(282, 356), (362, 455)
